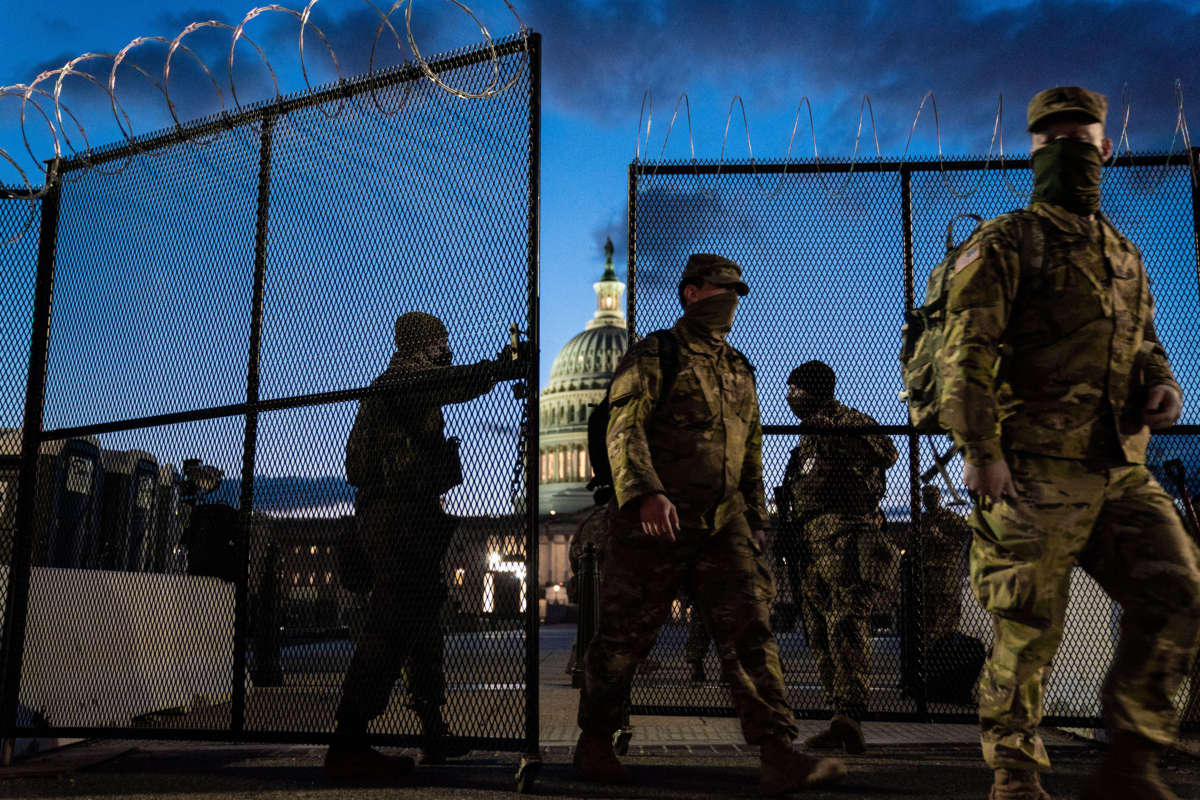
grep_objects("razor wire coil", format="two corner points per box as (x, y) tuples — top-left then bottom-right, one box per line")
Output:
(0, 0), (530, 244)
(635, 82), (1198, 202)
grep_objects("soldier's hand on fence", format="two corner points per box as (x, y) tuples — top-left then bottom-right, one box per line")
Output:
(1142, 384), (1182, 430)
(963, 459), (1017, 504)
(639, 493), (679, 541)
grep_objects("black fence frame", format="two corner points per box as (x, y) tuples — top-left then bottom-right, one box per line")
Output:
(0, 33), (543, 754)
(626, 149), (1200, 727)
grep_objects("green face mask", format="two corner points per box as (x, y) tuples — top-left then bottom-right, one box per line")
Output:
(1030, 138), (1102, 216)
(682, 291), (738, 342)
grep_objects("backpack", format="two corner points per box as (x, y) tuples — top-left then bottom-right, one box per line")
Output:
(585, 330), (681, 502)
(899, 210), (1045, 433)
(585, 330), (756, 502)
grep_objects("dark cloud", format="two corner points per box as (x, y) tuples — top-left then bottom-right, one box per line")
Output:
(521, 0), (1200, 153)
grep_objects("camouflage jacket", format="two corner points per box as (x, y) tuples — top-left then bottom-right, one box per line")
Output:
(606, 319), (768, 532)
(780, 401), (898, 524)
(940, 201), (1180, 466)
(922, 505), (971, 546)
(345, 352), (496, 491)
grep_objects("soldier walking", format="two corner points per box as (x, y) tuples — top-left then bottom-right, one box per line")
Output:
(779, 360), (899, 754)
(919, 484), (971, 650)
(326, 312), (502, 781)
(574, 254), (846, 794)
(939, 86), (1200, 800)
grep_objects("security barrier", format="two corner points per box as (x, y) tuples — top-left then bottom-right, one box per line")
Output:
(625, 152), (1200, 728)
(0, 32), (542, 774)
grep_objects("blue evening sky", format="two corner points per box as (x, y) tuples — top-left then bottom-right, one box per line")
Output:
(2, 0), (1199, 513)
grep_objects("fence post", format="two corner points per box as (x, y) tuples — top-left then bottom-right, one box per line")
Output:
(232, 111), (276, 734)
(1191, 147), (1200, 306)
(519, 31), (543, 785)
(899, 164), (928, 719)
(0, 179), (61, 759)
(626, 162), (638, 338)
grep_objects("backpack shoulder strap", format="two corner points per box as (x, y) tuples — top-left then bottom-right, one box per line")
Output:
(645, 329), (681, 404)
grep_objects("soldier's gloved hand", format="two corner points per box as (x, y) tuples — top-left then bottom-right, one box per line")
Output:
(1142, 384), (1183, 430)
(639, 493), (679, 541)
(963, 459), (1017, 504)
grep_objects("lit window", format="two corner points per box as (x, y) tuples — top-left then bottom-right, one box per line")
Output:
(455, 568), (465, 586)
(293, 573), (300, 584)
(325, 571), (332, 584)
(578, 450), (586, 479)
(309, 573), (315, 584)
(310, 545), (317, 555)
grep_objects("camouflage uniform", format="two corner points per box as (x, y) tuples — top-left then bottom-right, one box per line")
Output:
(567, 502), (612, 603)
(780, 400), (898, 719)
(578, 319), (801, 744)
(940, 200), (1200, 770)
(336, 347), (497, 732)
(921, 497), (972, 648)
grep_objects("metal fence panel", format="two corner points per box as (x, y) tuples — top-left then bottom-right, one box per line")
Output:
(627, 153), (1200, 727)
(0, 189), (42, 719)
(1, 32), (540, 754)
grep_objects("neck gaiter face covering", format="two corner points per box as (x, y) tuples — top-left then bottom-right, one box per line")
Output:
(1030, 138), (1103, 216)
(682, 291), (738, 343)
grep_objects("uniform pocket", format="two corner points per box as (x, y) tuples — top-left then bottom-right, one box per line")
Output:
(665, 369), (717, 428)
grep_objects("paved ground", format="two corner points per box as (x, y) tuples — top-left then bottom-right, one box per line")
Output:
(3, 625), (1200, 798)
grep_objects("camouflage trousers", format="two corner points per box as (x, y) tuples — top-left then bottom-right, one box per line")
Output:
(970, 454), (1200, 770)
(799, 513), (891, 718)
(336, 491), (454, 728)
(579, 513), (799, 744)
(922, 535), (967, 648)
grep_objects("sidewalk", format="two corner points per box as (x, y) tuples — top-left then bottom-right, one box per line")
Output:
(1, 630), (1198, 799)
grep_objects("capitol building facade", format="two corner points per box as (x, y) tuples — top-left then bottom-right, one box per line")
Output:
(535, 242), (627, 608)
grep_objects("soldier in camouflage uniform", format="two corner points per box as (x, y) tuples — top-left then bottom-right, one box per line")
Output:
(565, 500), (612, 675)
(939, 86), (1200, 800)
(574, 254), (846, 794)
(327, 312), (502, 781)
(779, 360), (898, 754)
(920, 484), (971, 649)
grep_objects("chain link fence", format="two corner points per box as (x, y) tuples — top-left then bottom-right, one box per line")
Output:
(0, 32), (542, 759)
(626, 152), (1200, 727)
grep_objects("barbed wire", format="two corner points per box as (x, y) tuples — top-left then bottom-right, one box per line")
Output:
(634, 83), (1198, 201)
(0, 0), (529, 244)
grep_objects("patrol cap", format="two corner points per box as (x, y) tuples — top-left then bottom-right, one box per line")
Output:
(1027, 86), (1107, 132)
(787, 360), (836, 400)
(394, 311), (448, 350)
(680, 253), (750, 296)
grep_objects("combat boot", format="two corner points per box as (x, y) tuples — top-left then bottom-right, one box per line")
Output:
(989, 768), (1053, 800)
(323, 744), (415, 783)
(1080, 732), (1178, 800)
(803, 714), (866, 754)
(573, 731), (630, 784)
(759, 735), (847, 796)
(416, 707), (471, 765)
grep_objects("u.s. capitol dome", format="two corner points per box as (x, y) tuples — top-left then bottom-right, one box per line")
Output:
(539, 241), (627, 516)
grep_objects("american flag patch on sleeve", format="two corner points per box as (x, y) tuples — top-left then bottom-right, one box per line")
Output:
(953, 244), (981, 274)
